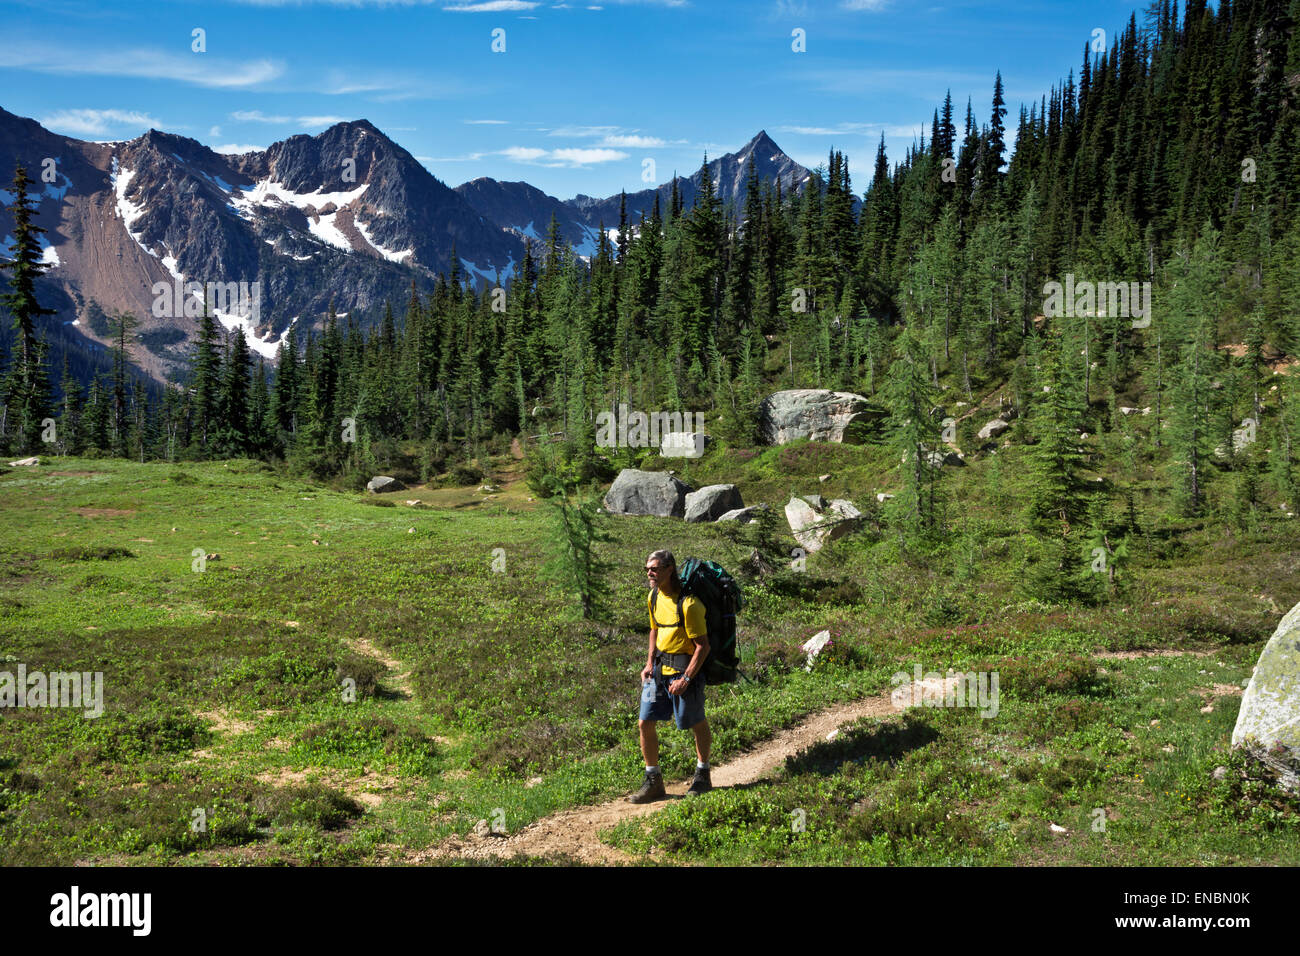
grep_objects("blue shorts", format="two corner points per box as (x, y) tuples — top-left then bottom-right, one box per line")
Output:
(638, 668), (706, 730)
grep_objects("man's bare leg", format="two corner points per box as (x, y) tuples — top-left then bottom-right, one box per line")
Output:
(690, 719), (711, 765)
(639, 719), (660, 767)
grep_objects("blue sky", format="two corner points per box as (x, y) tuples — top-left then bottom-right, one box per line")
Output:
(4, 0), (1160, 200)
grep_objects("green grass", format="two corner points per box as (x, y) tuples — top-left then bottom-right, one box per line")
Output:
(1, 448), (1298, 866)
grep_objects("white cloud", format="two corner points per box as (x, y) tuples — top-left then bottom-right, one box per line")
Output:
(214, 144), (266, 155)
(841, 0), (888, 9)
(39, 109), (167, 136)
(230, 110), (348, 127)
(232, 110), (292, 124)
(495, 145), (628, 166)
(602, 134), (664, 147)
(297, 115), (350, 127)
(501, 146), (548, 161)
(549, 147), (627, 165)
(0, 43), (281, 89)
(209, 125), (223, 138)
(464, 119), (509, 124)
(443, 1), (541, 10)
(547, 124), (619, 138)
(777, 123), (875, 136)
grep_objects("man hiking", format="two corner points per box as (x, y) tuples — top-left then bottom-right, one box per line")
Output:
(629, 549), (712, 803)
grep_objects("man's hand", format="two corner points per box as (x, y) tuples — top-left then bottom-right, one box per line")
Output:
(668, 677), (689, 695)
(641, 663), (654, 683)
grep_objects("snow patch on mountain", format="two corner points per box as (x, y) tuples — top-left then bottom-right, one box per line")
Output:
(307, 211), (353, 252)
(111, 160), (158, 259)
(460, 257), (513, 285)
(356, 219), (413, 263)
(230, 180), (369, 217)
(185, 286), (282, 360)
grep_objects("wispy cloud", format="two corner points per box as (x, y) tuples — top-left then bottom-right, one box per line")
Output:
(213, 144), (266, 155)
(777, 122), (875, 136)
(430, 144), (628, 166)
(0, 42), (281, 89)
(841, 0), (888, 10)
(40, 108), (170, 137)
(443, 1), (541, 11)
(231, 110), (350, 127)
(548, 147), (626, 164)
(464, 119), (509, 125)
(601, 134), (665, 147)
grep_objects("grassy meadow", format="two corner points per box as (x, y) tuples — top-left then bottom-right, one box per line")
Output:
(1, 438), (1299, 866)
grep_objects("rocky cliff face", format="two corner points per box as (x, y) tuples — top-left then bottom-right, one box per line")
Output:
(0, 109), (523, 383)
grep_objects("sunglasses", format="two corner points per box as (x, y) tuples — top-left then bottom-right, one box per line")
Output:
(645, 565), (666, 574)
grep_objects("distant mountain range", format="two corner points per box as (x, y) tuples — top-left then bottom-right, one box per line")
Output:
(0, 107), (812, 384)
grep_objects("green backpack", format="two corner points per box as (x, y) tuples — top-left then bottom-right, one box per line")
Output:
(649, 558), (744, 684)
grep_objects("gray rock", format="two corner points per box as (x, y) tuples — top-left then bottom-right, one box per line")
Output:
(785, 495), (860, 553)
(758, 389), (883, 445)
(801, 493), (827, 510)
(366, 476), (406, 493)
(1232, 599), (1300, 790)
(716, 504), (769, 524)
(604, 469), (694, 518)
(978, 418), (1011, 441)
(684, 484), (744, 522)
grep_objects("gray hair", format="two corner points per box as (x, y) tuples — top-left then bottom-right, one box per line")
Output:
(647, 549), (680, 590)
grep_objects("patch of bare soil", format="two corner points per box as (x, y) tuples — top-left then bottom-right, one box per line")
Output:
(406, 676), (960, 865)
(254, 767), (400, 807)
(1094, 648), (1216, 660)
(346, 634), (414, 699)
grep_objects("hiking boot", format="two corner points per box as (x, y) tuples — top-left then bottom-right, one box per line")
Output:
(686, 766), (712, 796)
(628, 769), (666, 804)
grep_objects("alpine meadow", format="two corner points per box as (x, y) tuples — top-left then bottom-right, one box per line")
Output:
(3, 0), (1300, 888)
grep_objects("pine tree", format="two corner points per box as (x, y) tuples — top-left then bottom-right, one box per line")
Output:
(189, 288), (222, 455)
(108, 311), (138, 457)
(0, 165), (57, 453)
(881, 323), (943, 543)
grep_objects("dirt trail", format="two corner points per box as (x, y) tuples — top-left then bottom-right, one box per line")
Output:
(1094, 648), (1217, 660)
(409, 676), (959, 865)
(347, 634), (414, 699)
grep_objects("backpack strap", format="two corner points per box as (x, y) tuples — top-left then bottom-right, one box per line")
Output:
(648, 587), (686, 629)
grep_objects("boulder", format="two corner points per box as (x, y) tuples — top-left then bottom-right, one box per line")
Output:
(758, 389), (883, 445)
(8, 456), (38, 467)
(660, 432), (711, 458)
(1232, 600), (1300, 790)
(366, 476), (406, 493)
(978, 418), (1011, 441)
(785, 495), (861, 552)
(801, 493), (827, 510)
(604, 469), (693, 518)
(717, 504), (770, 524)
(684, 484), (744, 523)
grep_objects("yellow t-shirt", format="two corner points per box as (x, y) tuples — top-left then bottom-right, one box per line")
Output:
(648, 590), (707, 675)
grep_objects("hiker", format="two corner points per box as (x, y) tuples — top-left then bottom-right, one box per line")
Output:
(629, 549), (712, 803)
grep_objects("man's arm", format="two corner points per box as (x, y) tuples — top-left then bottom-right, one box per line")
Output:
(642, 625), (657, 682)
(669, 599), (710, 694)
